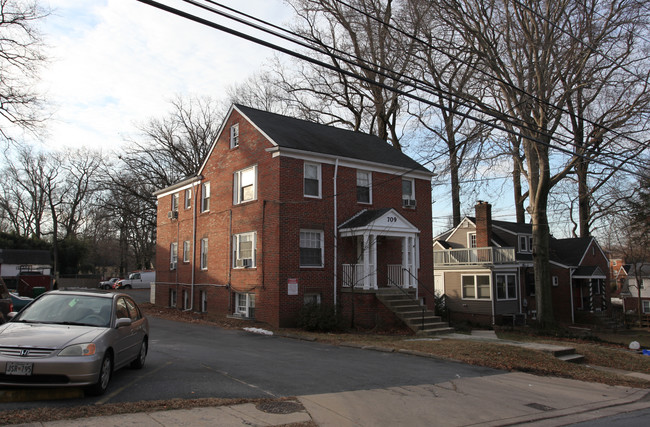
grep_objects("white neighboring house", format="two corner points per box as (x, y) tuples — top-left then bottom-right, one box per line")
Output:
(621, 263), (650, 314)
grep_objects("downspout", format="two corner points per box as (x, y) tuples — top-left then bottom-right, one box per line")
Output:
(333, 159), (339, 310)
(570, 268), (575, 324)
(491, 272), (496, 325)
(190, 179), (199, 311)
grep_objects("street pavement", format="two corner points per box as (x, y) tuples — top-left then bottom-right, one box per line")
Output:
(5, 331), (650, 427)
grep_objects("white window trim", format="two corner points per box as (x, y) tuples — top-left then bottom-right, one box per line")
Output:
(201, 182), (210, 212)
(518, 235), (532, 253)
(169, 289), (177, 308)
(300, 229), (324, 268)
(235, 292), (255, 318)
(171, 193), (179, 212)
(402, 178), (416, 207)
(356, 170), (372, 204)
(461, 274), (491, 300)
(468, 232), (477, 248)
(184, 189), (192, 209)
(496, 273), (517, 301)
(200, 238), (208, 270)
(642, 300), (650, 314)
(183, 240), (190, 263)
(552, 276), (559, 287)
(182, 289), (189, 310)
(200, 290), (208, 312)
(170, 242), (178, 270)
(304, 162), (322, 198)
(234, 165), (258, 204)
(233, 232), (256, 268)
(230, 123), (239, 148)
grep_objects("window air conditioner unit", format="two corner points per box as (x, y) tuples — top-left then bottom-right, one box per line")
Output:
(402, 198), (417, 208)
(167, 211), (178, 219)
(242, 258), (252, 268)
(170, 261), (177, 270)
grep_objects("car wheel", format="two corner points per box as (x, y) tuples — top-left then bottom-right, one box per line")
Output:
(131, 340), (147, 369)
(86, 353), (112, 396)
(125, 285), (132, 289)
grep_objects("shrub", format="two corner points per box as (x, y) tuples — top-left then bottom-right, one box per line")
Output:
(296, 303), (343, 332)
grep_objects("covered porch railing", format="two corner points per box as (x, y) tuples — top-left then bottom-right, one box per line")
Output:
(342, 264), (414, 289)
(434, 247), (516, 266)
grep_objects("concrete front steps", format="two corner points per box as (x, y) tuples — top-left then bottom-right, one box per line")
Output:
(376, 289), (453, 335)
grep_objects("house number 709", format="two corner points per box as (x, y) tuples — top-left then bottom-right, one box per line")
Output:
(387, 217), (397, 222)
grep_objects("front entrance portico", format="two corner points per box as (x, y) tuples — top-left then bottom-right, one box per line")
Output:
(339, 208), (420, 290)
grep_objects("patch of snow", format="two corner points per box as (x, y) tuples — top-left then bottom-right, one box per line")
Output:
(243, 327), (273, 336)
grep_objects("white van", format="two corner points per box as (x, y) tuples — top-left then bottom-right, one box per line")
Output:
(115, 271), (155, 289)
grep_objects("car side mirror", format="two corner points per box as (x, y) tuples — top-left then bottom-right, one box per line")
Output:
(7, 312), (16, 320)
(115, 317), (132, 328)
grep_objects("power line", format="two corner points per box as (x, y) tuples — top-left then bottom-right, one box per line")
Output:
(330, 0), (650, 170)
(136, 0), (649, 179)
(186, 0), (650, 173)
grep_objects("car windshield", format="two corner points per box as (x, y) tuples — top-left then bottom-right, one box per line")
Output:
(13, 294), (113, 327)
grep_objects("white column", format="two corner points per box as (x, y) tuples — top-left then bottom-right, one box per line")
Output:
(370, 234), (377, 289)
(363, 233), (371, 290)
(402, 236), (408, 288)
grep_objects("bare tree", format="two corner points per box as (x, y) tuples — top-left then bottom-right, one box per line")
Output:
(0, 0), (47, 143)
(282, 0), (421, 150)
(104, 95), (225, 273)
(407, 0), (491, 226)
(435, 0), (649, 327)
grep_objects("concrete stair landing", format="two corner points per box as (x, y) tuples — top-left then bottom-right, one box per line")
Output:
(375, 289), (453, 335)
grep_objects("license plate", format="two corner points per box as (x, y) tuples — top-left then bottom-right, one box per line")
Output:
(5, 362), (33, 376)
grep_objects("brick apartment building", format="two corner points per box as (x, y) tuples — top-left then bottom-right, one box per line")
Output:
(153, 104), (436, 329)
(433, 201), (611, 325)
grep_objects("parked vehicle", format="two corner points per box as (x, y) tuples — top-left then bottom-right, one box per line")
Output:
(9, 292), (33, 312)
(0, 279), (13, 324)
(99, 277), (120, 290)
(0, 289), (149, 395)
(16, 270), (51, 297)
(114, 271), (155, 289)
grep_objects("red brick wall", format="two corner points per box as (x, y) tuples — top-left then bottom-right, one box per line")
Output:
(154, 108), (434, 329)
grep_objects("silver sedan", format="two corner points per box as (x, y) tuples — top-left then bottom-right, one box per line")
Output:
(0, 289), (149, 395)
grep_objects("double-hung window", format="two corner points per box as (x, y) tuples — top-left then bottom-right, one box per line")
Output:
(233, 232), (256, 268)
(201, 182), (210, 212)
(300, 230), (324, 267)
(519, 235), (532, 253)
(643, 300), (650, 314)
(402, 179), (416, 207)
(496, 273), (517, 300)
(357, 170), (371, 203)
(304, 163), (321, 198)
(170, 242), (178, 270)
(200, 238), (208, 270)
(230, 123), (239, 148)
(183, 241), (190, 263)
(462, 274), (490, 299)
(234, 165), (257, 204)
(171, 193), (179, 212)
(468, 233), (477, 248)
(184, 189), (192, 209)
(235, 292), (255, 318)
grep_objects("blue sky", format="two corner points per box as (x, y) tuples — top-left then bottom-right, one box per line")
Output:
(35, 0), (530, 236)
(38, 0), (293, 150)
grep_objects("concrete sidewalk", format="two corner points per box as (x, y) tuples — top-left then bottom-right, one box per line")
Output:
(10, 372), (650, 427)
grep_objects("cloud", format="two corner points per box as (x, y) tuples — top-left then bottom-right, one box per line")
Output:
(38, 0), (292, 150)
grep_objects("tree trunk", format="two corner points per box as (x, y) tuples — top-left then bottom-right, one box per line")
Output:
(576, 157), (591, 238)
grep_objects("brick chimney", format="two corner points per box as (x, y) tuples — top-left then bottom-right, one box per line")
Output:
(475, 201), (492, 248)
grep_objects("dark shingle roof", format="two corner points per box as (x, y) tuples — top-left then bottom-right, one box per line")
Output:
(339, 208), (392, 230)
(235, 105), (431, 174)
(550, 237), (592, 265)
